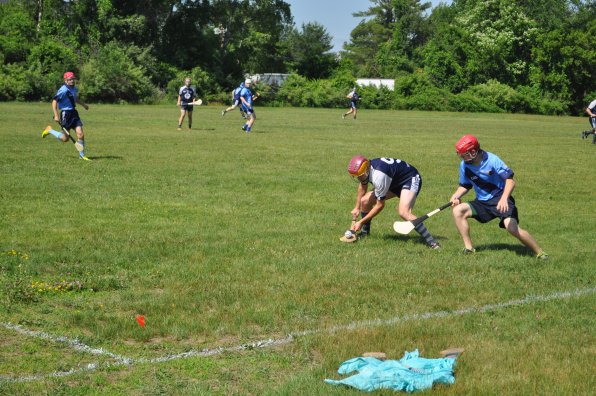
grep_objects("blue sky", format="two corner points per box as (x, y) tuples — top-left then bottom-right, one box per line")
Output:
(286, 0), (451, 52)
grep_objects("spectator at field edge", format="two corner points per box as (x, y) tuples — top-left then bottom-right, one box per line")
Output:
(177, 77), (197, 130)
(581, 99), (596, 143)
(42, 71), (90, 160)
(348, 155), (441, 249)
(449, 134), (548, 259)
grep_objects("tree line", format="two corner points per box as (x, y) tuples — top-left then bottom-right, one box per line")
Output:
(0, 0), (594, 115)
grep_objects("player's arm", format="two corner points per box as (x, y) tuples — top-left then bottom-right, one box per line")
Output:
(240, 95), (250, 109)
(354, 199), (384, 231)
(351, 182), (368, 218)
(497, 178), (515, 213)
(52, 99), (60, 122)
(76, 96), (89, 110)
(450, 186), (470, 206)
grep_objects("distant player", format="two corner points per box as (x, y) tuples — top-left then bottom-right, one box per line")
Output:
(222, 82), (247, 118)
(581, 98), (596, 143)
(240, 79), (257, 133)
(342, 87), (359, 120)
(347, 155), (441, 249)
(42, 71), (90, 160)
(177, 77), (196, 130)
(449, 134), (548, 259)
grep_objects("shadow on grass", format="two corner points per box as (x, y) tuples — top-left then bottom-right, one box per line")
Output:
(382, 233), (446, 246)
(86, 155), (123, 160)
(476, 243), (535, 257)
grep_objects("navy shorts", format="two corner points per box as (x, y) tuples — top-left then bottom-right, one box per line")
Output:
(590, 116), (596, 129)
(468, 195), (519, 228)
(60, 110), (83, 130)
(389, 174), (422, 198)
(242, 105), (255, 118)
(181, 103), (194, 112)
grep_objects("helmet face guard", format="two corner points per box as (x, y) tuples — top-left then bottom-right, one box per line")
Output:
(456, 135), (480, 162)
(348, 155), (370, 183)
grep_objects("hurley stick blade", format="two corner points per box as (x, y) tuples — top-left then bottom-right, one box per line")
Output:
(60, 126), (84, 153)
(393, 201), (452, 235)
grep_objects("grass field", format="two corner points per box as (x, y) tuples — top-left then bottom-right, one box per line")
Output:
(0, 102), (594, 395)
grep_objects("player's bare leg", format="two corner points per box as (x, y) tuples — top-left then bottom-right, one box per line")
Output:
(452, 203), (474, 251)
(503, 218), (543, 255)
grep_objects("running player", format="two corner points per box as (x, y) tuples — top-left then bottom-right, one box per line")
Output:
(582, 98), (596, 143)
(177, 77), (196, 130)
(240, 79), (257, 133)
(222, 82), (246, 118)
(342, 87), (359, 120)
(42, 71), (90, 160)
(348, 155), (441, 249)
(449, 134), (548, 259)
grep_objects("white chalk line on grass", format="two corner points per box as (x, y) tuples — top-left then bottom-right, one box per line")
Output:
(1, 287), (594, 383)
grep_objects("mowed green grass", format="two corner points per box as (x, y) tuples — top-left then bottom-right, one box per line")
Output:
(0, 102), (594, 394)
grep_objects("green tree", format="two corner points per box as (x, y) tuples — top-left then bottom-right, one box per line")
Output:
(284, 22), (335, 79)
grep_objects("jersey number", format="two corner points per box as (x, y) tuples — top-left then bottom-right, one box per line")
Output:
(380, 158), (401, 165)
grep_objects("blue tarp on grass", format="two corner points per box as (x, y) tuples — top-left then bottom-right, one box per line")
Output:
(325, 349), (457, 393)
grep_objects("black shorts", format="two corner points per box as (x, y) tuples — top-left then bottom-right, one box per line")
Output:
(468, 195), (519, 228)
(181, 103), (194, 112)
(60, 110), (83, 130)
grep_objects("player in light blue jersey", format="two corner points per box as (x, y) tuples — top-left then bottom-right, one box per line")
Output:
(347, 155), (440, 249)
(222, 82), (246, 118)
(42, 71), (90, 160)
(240, 79), (257, 133)
(449, 134), (548, 259)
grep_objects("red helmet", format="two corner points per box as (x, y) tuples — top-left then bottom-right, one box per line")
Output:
(455, 134), (480, 159)
(348, 155), (370, 177)
(63, 71), (76, 80)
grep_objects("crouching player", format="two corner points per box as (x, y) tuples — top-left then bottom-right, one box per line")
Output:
(348, 155), (441, 249)
(449, 134), (548, 259)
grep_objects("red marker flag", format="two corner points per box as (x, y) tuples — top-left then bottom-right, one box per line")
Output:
(136, 315), (145, 328)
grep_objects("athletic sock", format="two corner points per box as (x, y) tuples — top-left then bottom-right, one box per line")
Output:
(78, 140), (85, 157)
(360, 211), (371, 234)
(414, 222), (435, 244)
(49, 129), (63, 139)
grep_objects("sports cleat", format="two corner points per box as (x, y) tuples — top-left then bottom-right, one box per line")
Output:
(342, 114), (346, 119)
(221, 109), (226, 116)
(42, 125), (51, 138)
(79, 155), (90, 161)
(536, 252), (549, 261)
(428, 241), (441, 250)
(462, 248), (476, 254)
(241, 124), (248, 131)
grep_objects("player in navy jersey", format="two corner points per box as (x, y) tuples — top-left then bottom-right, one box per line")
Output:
(240, 79), (257, 133)
(42, 71), (90, 160)
(347, 155), (441, 249)
(449, 134), (548, 259)
(222, 82), (247, 118)
(342, 87), (359, 120)
(582, 99), (596, 143)
(177, 77), (196, 130)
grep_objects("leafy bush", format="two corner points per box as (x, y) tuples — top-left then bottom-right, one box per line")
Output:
(166, 67), (218, 103)
(80, 41), (156, 103)
(0, 64), (31, 101)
